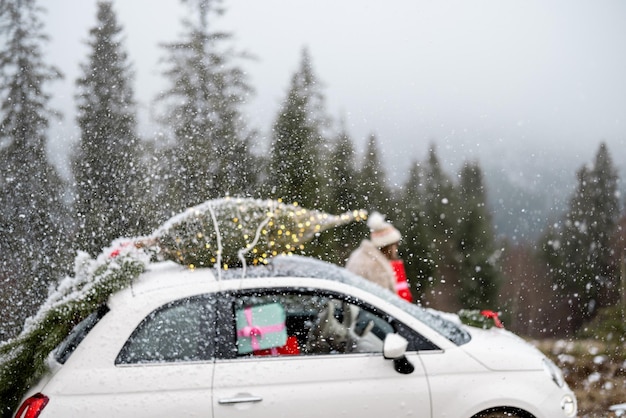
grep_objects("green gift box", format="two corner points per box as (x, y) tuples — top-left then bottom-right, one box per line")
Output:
(236, 303), (287, 354)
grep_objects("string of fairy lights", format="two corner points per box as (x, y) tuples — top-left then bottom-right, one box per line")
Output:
(154, 197), (367, 270)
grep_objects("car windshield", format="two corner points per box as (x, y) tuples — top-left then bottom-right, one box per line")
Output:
(221, 255), (471, 346)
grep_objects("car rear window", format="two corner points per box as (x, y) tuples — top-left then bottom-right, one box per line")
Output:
(54, 305), (110, 364)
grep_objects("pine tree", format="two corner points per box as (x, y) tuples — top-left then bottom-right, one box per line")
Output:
(420, 145), (460, 310)
(0, 0), (68, 340)
(158, 0), (257, 214)
(356, 133), (392, 215)
(587, 143), (621, 307)
(423, 145), (457, 262)
(313, 124), (366, 264)
(135, 139), (171, 231)
(72, 1), (147, 256)
(267, 47), (330, 209)
(456, 161), (500, 309)
(326, 124), (360, 213)
(396, 159), (434, 300)
(542, 142), (620, 332)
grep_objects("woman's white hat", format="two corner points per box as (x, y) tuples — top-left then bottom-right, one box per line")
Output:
(367, 211), (401, 248)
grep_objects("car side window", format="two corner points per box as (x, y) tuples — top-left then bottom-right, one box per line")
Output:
(230, 290), (397, 358)
(116, 296), (215, 364)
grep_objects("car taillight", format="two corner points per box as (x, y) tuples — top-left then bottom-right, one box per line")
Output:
(15, 393), (49, 418)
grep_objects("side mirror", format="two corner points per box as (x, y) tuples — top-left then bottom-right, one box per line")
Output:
(383, 333), (414, 375)
(383, 333), (408, 359)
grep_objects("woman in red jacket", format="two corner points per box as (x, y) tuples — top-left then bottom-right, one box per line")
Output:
(345, 212), (413, 302)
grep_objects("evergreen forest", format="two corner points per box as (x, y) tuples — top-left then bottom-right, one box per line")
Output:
(1, 0), (625, 345)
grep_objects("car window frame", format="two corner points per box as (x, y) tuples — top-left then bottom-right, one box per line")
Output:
(221, 256), (471, 346)
(215, 286), (439, 360)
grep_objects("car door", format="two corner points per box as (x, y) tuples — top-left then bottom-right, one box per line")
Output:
(212, 288), (432, 418)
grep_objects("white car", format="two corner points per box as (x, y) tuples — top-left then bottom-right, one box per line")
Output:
(15, 256), (577, 418)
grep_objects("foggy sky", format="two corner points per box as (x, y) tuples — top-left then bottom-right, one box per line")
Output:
(45, 0), (626, 185)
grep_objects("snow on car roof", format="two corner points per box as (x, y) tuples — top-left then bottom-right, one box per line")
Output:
(124, 260), (217, 295)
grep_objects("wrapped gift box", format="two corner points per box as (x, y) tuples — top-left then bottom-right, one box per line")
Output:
(236, 303), (287, 354)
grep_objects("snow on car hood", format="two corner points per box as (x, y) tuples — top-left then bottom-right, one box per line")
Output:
(461, 326), (546, 371)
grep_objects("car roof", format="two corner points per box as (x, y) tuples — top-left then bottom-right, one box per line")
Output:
(106, 261), (217, 310)
(132, 260), (218, 293)
(121, 255), (371, 296)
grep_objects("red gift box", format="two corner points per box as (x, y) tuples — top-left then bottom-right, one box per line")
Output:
(253, 335), (301, 356)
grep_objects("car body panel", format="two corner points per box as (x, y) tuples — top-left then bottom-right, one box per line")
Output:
(421, 349), (573, 417)
(461, 326), (546, 371)
(15, 257), (577, 418)
(213, 353), (431, 418)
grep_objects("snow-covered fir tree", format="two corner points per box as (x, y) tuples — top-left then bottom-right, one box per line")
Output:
(157, 0), (258, 214)
(397, 159), (434, 300)
(420, 145), (461, 310)
(313, 124), (367, 264)
(0, 0), (69, 340)
(455, 161), (500, 309)
(72, 1), (147, 256)
(542, 142), (620, 332)
(356, 133), (393, 216)
(327, 123), (360, 214)
(267, 47), (331, 209)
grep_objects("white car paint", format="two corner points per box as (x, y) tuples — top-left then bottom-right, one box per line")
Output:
(16, 257), (577, 418)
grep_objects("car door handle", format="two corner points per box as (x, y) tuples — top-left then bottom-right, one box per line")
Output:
(218, 395), (263, 405)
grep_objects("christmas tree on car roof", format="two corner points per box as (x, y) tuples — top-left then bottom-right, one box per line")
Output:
(152, 197), (367, 269)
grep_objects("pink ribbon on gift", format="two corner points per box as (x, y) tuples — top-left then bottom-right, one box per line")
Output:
(237, 306), (286, 350)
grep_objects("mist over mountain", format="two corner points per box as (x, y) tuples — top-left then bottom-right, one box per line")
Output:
(42, 0), (626, 245)
(449, 140), (624, 243)
(377, 132), (625, 244)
